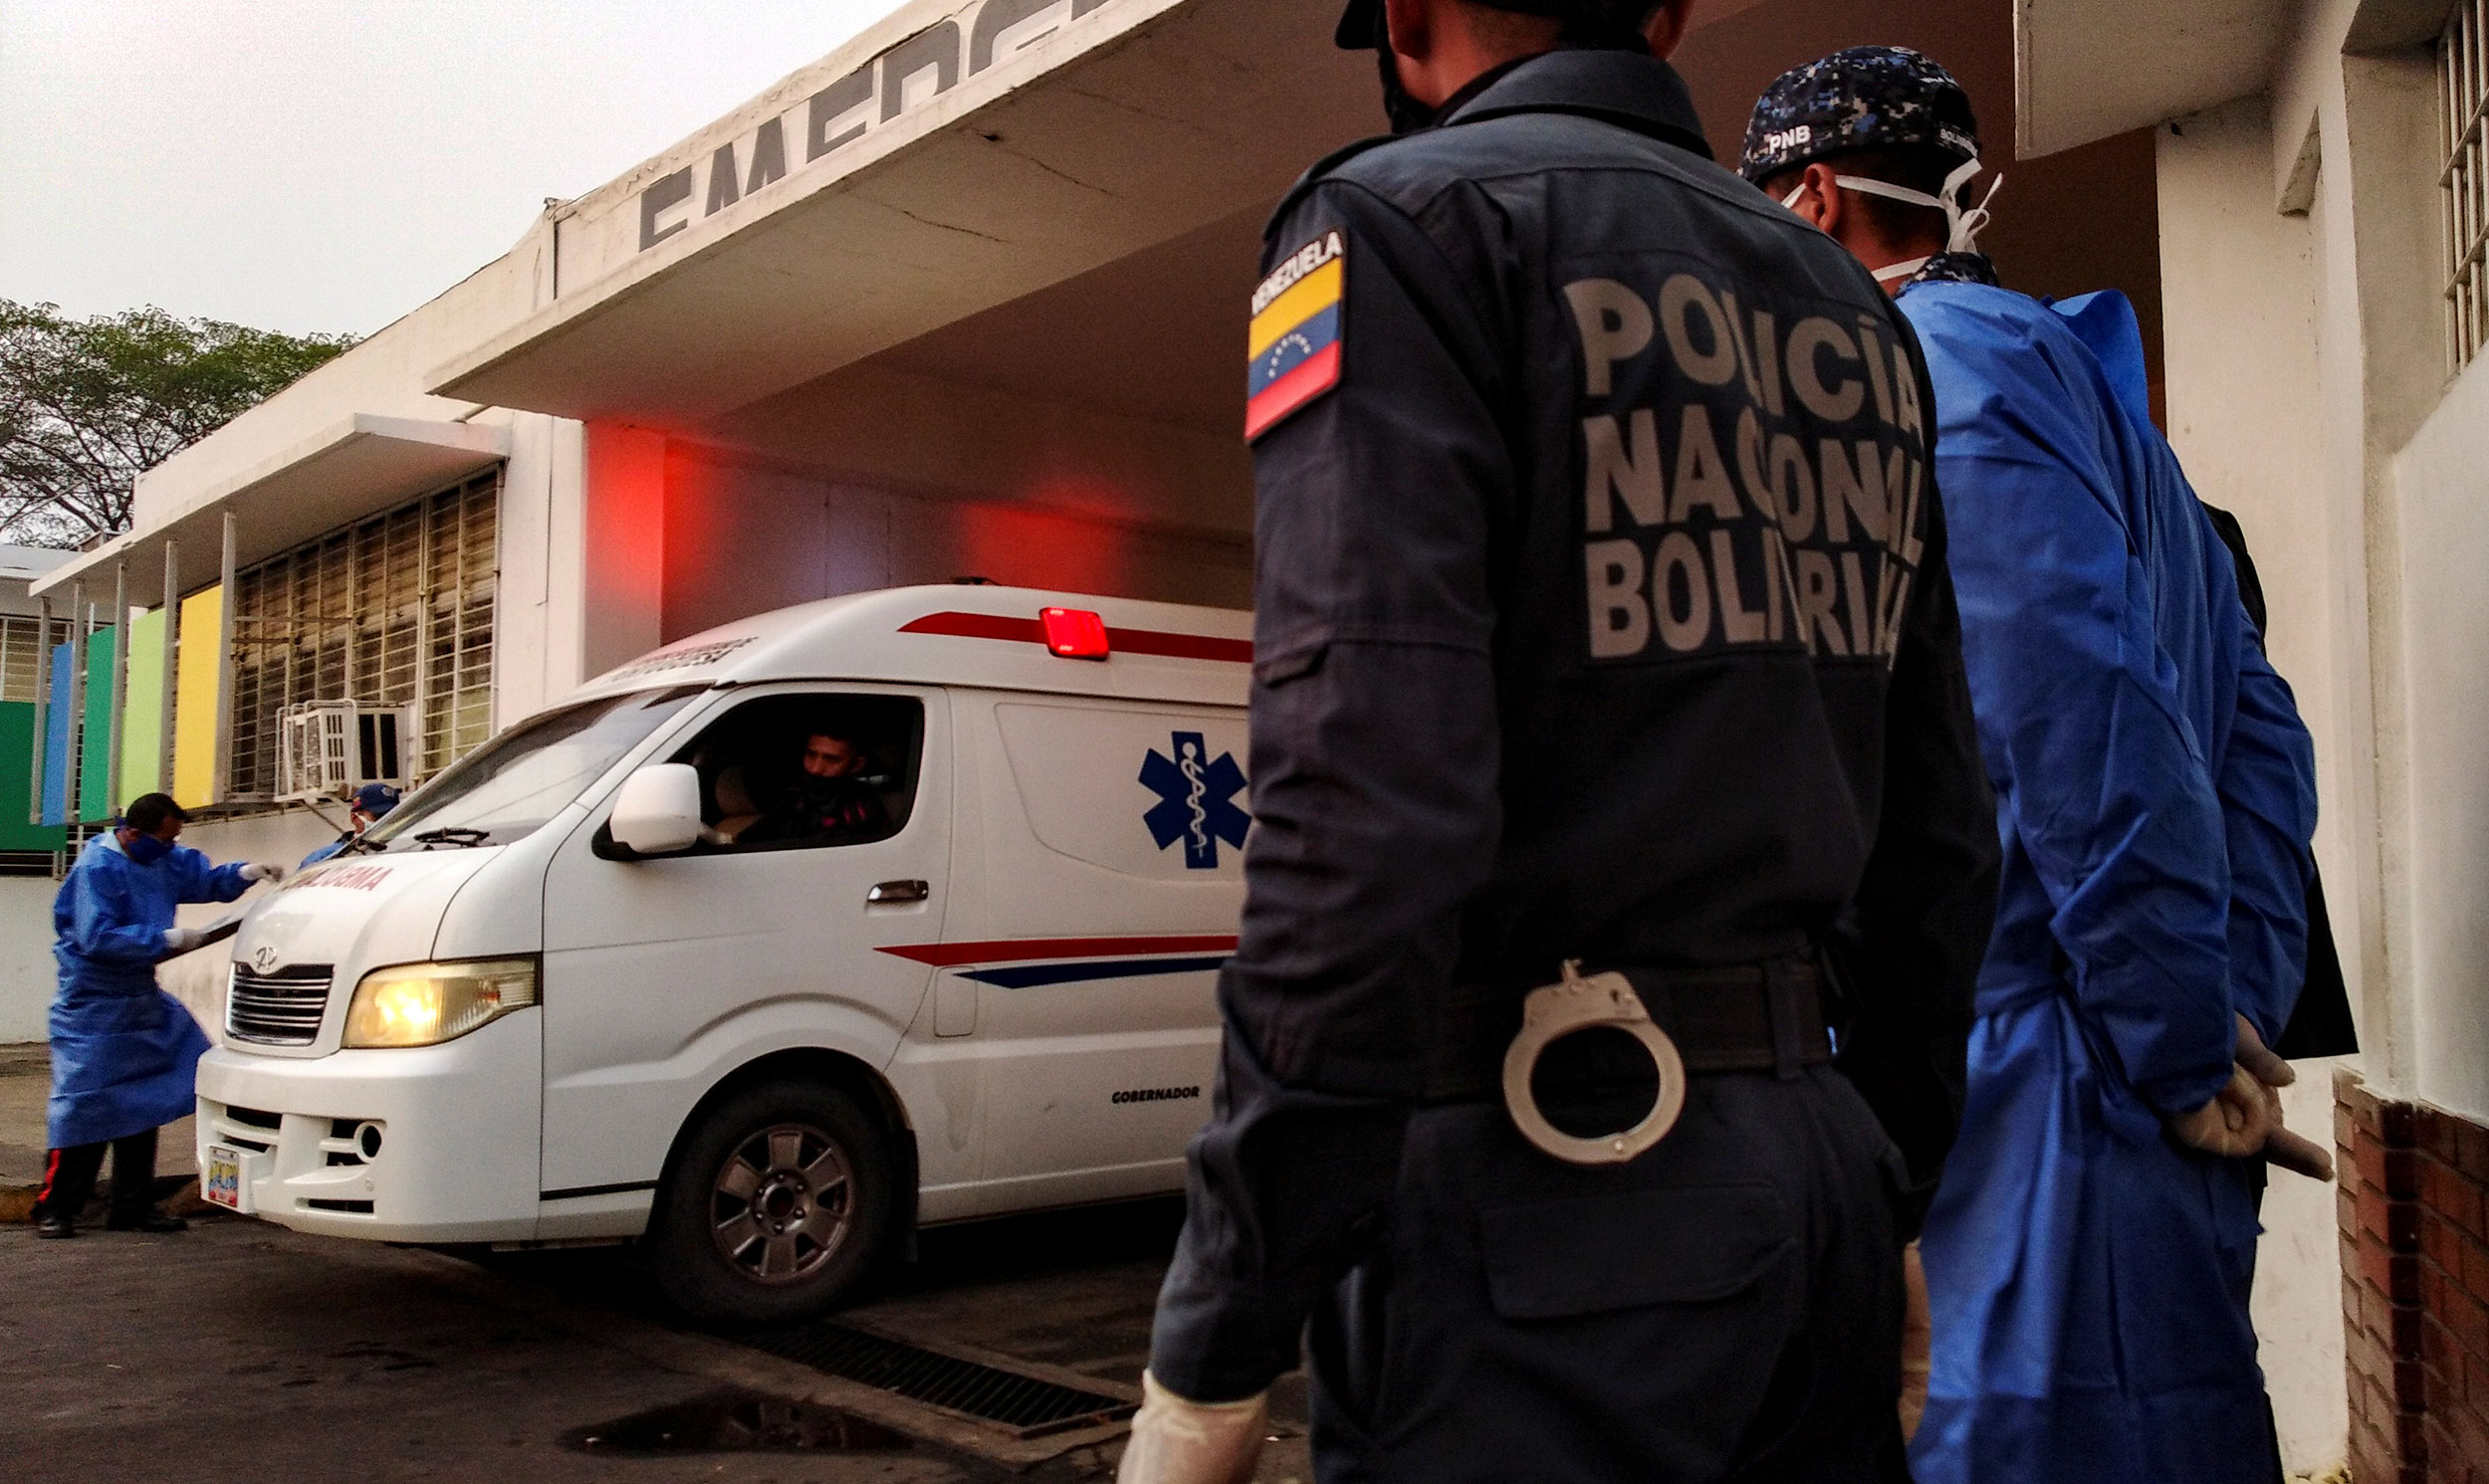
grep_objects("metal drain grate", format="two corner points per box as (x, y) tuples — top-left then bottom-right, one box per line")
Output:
(751, 1323), (1137, 1438)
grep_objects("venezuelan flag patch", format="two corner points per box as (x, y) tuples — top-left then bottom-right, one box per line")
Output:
(1245, 230), (1345, 440)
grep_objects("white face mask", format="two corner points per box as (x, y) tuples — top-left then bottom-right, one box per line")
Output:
(1782, 154), (2005, 284)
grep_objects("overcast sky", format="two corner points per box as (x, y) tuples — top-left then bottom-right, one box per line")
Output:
(0, 1), (907, 337)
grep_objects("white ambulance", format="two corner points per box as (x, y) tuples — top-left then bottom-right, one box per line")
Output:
(195, 584), (1251, 1324)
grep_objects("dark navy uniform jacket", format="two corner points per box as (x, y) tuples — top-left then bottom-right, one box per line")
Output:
(1150, 49), (2000, 1403)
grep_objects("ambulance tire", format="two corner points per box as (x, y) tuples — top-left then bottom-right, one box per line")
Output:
(646, 1076), (896, 1328)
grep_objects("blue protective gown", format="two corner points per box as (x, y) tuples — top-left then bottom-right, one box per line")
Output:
(1897, 283), (2319, 1484)
(48, 834), (251, 1149)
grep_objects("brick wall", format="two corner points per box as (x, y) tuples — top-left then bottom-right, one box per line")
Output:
(2338, 1068), (2489, 1482)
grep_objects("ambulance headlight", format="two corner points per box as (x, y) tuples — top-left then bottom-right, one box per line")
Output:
(341, 957), (538, 1048)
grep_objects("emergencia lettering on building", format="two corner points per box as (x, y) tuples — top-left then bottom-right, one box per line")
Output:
(635, 0), (1128, 253)
(1563, 265), (1929, 667)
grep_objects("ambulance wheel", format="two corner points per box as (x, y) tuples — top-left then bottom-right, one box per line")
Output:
(647, 1077), (895, 1328)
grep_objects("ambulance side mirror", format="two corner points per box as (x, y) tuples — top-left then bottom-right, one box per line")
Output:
(608, 763), (705, 857)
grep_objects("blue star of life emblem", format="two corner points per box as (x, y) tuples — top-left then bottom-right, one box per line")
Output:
(1140, 732), (1249, 870)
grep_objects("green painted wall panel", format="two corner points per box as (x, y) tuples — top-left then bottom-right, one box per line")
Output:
(119, 608), (167, 805)
(0, 702), (67, 851)
(79, 625), (115, 822)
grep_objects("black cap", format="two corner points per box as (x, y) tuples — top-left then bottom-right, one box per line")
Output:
(1336, 0), (1378, 47)
(120, 792), (188, 834)
(1335, 0), (1660, 50)
(1739, 45), (1980, 184)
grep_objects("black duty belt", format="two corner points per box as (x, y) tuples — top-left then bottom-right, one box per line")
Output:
(1424, 957), (1832, 1102)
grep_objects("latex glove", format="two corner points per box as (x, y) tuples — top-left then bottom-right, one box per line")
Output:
(160, 926), (206, 955)
(2233, 1014), (2336, 1182)
(1116, 1371), (1267, 1484)
(2169, 1062), (2279, 1159)
(240, 862), (287, 885)
(2265, 1122), (2337, 1182)
(2232, 1013), (2294, 1090)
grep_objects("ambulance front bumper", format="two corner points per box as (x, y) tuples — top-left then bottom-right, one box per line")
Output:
(193, 1009), (543, 1243)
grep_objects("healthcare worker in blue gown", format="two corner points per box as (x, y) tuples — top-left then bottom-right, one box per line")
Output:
(31, 792), (285, 1238)
(1745, 48), (2327, 1484)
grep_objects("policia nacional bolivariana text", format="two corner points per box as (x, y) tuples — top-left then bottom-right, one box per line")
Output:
(1567, 273), (1931, 664)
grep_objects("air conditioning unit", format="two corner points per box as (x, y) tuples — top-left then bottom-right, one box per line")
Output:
(277, 701), (414, 802)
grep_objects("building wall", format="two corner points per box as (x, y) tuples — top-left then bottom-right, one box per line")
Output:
(2385, 357), (2489, 1126)
(657, 442), (1251, 647)
(2261, 4), (2445, 1110)
(0, 877), (59, 1044)
(647, 437), (1251, 653)
(709, 362), (1254, 550)
(661, 447), (834, 640)
(2157, 95), (2351, 1476)
(2161, 2), (2489, 1473)
(844, 486), (1250, 611)
(2313, 26), (2489, 1474)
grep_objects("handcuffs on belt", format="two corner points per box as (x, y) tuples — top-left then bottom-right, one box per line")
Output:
(1501, 960), (1688, 1166)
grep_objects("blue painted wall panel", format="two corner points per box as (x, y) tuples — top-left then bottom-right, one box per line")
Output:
(41, 643), (73, 827)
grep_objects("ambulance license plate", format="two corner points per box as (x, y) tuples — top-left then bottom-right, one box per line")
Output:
(203, 1145), (248, 1212)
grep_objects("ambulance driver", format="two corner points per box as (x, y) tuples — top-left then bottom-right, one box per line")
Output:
(746, 729), (889, 847)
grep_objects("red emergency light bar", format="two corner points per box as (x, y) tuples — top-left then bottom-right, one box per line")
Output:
(1040, 607), (1110, 660)
(898, 609), (1253, 663)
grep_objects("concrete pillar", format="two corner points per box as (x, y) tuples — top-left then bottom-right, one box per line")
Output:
(486, 411), (587, 726)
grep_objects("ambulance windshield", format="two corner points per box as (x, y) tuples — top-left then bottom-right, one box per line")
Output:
(363, 688), (704, 850)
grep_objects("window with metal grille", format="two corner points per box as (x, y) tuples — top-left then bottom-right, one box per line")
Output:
(2442, 0), (2489, 367)
(228, 470), (498, 799)
(0, 615), (60, 703)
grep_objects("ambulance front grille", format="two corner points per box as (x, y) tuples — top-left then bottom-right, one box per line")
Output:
(227, 964), (336, 1046)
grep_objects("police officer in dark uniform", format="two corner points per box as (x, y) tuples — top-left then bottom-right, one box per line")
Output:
(1120, 2), (2000, 1479)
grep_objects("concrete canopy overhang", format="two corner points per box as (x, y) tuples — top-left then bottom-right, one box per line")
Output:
(428, 0), (1374, 429)
(31, 415), (511, 609)
(2015, 0), (2297, 156)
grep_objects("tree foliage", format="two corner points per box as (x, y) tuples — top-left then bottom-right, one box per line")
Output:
(0, 302), (354, 548)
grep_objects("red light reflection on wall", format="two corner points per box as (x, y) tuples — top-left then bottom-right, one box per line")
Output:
(582, 423), (669, 673)
(945, 495), (1137, 596)
(651, 453), (1242, 642)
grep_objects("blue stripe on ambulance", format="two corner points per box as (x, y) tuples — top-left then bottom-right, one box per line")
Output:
(959, 954), (1233, 989)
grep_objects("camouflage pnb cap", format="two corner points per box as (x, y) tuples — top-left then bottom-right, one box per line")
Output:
(1738, 46), (1980, 184)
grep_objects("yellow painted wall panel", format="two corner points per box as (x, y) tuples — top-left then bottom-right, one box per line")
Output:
(173, 586), (223, 808)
